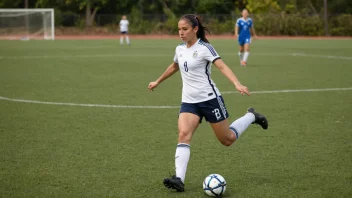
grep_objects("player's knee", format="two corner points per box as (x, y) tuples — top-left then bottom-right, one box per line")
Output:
(218, 133), (236, 147)
(218, 135), (234, 146)
(220, 139), (233, 147)
(178, 129), (192, 142)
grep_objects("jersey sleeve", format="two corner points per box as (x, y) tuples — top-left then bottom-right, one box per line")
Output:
(249, 18), (253, 28)
(173, 47), (178, 63)
(202, 44), (221, 63)
(236, 18), (240, 27)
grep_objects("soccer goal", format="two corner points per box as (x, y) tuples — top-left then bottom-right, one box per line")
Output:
(0, 9), (54, 40)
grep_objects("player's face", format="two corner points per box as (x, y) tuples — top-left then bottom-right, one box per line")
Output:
(242, 10), (248, 18)
(178, 19), (198, 43)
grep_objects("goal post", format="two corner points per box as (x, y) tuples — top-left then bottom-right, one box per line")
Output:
(0, 8), (55, 40)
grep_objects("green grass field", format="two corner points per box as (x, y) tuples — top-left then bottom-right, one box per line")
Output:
(1, 38), (352, 198)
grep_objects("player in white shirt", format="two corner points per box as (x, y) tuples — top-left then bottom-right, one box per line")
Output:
(148, 14), (268, 192)
(119, 15), (130, 45)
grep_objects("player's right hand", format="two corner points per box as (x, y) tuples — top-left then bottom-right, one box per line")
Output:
(148, 81), (159, 91)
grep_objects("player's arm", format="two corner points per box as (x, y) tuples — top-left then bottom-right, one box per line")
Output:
(234, 19), (240, 37)
(213, 59), (250, 96)
(148, 62), (179, 91)
(234, 25), (239, 37)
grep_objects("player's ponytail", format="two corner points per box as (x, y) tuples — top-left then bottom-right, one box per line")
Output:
(194, 16), (210, 43)
(180, 14), (210, 43)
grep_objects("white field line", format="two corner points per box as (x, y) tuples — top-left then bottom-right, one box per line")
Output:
(0, 53), (281, 59)
(0, 96), (179, 109)
(2, 54), (165, 59)
(1, 52), (351, 60)
(1, 87), (352, 109)
(222, 87), (352, 94)
(291, 53), (352, 60)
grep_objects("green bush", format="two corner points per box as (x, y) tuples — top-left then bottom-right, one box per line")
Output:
(152, 16), (178, 34)
(330, 14), (352, 36)
(130, 20), (157, 34)
(55, 13), (351, 36)
(251, 13), (325, 36)
(280, 14), (303, 36)
(206, 18), (234, 35)
(300, 15), (324, 36)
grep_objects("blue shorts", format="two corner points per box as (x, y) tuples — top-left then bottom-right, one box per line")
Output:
(180, 96), (229, 123)
(238, 37), (251, 46)
(120, 31), (128, 34)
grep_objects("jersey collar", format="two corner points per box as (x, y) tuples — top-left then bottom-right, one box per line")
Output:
(186, 38), (200, 49)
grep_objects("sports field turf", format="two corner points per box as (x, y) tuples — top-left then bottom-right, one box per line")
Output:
(0, 38), (351, 197)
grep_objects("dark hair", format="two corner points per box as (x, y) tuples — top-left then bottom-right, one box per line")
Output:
(180, 14), (210, 43)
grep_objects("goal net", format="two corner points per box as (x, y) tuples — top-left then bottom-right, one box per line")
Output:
(0, 9), (54, 40)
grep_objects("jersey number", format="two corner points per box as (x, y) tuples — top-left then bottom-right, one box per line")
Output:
(183, 61), (188, 72)
(212, 108), (222, 120)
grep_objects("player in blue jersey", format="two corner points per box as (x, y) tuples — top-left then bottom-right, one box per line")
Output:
(235, 9), (257, 66)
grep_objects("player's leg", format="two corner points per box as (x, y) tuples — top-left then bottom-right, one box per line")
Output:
(211, 107), (268, 146)
(238, 45), (244, 62)
(210, 119), (236, 146)
(120, 32), (124, 44)
(164, 104), (201, 192)
(176, 112), (199, 180)
(125, 32), (130, 45)
(202, 96), (268, 146)
(238, 40), (244, 64)
(242, 39), (251, 65)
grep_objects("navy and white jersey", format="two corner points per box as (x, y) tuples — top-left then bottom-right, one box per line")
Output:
(236, 17), (253, 39)
(173, 39), (222, 103)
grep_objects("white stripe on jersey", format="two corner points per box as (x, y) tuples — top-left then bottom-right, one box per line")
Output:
(216, 97), (227, 118)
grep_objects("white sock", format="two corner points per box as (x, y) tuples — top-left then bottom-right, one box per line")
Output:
(243, 52), (250, 62)
(120, 36), (123, 44)
(175, 143), (190, 183)
(229, 112), (255, 139)
(238, 51), (243, 61)
(126, 36), (130, 44)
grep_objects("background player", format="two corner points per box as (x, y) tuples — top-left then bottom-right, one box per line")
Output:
(119, 15), (130, 45)
(148, 14), (268, 192)
(235, 9), (257, 66)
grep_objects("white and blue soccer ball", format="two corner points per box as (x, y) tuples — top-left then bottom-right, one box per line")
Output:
(203, 174), (227, 196)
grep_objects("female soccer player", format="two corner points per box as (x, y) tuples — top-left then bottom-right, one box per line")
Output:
(235, 9), (257, 66)
(119, 15), (130, 45)
(148, 14), (268, 192)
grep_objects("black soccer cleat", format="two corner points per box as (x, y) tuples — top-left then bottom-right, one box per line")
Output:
(163, 175), (185, 192)
(247, 108), (268, 129)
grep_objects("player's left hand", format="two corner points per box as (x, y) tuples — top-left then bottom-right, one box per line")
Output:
(236, 84), (250, 96)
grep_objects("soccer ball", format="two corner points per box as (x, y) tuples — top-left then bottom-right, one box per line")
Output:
(203, 174), (227, 196)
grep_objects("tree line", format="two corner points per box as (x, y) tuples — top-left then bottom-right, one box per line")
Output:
(1, 0), (351, 36)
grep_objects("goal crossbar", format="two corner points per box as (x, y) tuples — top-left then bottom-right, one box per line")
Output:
(0, 9), (54, 12)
